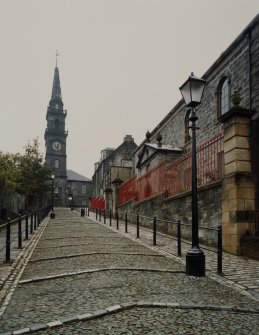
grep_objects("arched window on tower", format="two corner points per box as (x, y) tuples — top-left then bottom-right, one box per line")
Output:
(55, 159), (59, 169)
(184, 110), (191, 143)
(217, 77), (230, 116)
(54, 119), (60, 130)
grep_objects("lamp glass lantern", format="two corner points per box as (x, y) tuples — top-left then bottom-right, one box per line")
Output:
(179, 72), (206, 108)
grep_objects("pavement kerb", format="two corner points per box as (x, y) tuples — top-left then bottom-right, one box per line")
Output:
(0, 217), (50, 317)
(29, 251), (164, 263)
(19, 268), (185, 284)
(1, 300), (259, 335)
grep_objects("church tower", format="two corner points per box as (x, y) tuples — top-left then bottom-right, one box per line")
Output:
(45, 64), (68, 207)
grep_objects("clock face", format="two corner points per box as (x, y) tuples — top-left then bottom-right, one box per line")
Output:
(52, 141), (62, 151)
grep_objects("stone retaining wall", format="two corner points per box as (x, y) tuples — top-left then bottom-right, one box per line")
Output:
(119, 184), (221, 247)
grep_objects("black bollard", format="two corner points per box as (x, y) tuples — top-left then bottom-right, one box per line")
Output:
(125, 212), (128, 233)
(153, 217), (157, 246)
(116, 211), (119, 230)
(5, 218), (11, 262)
(217, 225), (223, 275)
(177, 220), (182, 257)
(137, 213), (140, 239)
(18, 215), (22, 249)
(30, 212), (33, 234)
(25, 212), (29, 240)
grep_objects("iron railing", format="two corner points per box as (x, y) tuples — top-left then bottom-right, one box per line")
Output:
(93, 208), (223, 275)
(0, 206), (51, 263)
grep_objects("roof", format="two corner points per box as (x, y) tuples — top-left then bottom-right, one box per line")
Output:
(136, 143), (183, 168)
(67, 169), (92, 182)
(146, 143), (182, 152)
(50, 66), (63, 103)
(132, 14), (259, 156)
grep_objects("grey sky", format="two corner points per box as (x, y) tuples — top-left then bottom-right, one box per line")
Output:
(0, 0), (258, 178)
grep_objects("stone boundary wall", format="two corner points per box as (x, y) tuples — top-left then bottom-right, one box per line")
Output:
(119, 184), (221, 247)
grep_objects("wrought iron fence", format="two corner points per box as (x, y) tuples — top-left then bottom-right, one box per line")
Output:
(165, 133), (223, 197)
(117, 133), (224, 205)
(0, 206), (51, 263)
(93, 208), (223, 275)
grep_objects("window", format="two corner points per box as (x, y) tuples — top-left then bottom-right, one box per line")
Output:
(82, 185), (86, 194)
(54, 159), (59, 169)
(54, 119), (60, 129)
(184, 110), (191, 143)
(218, 77), (230, 116)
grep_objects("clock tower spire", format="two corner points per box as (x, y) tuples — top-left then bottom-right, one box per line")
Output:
(45, 63), (68, 207)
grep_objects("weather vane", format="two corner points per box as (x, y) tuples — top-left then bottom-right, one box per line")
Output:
(56, 50), (59, 66)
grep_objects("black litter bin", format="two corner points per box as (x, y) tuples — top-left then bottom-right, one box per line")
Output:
(81, 208), (85, 216)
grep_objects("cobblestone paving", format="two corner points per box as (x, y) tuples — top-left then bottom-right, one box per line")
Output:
(37, 307), (259, 335)
(0, 208), (259, 334)
(93, 211), (259, 301)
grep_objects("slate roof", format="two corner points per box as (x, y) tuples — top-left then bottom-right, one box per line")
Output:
(67, 169), (91, 182)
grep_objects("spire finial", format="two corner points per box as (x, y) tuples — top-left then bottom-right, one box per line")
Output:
(55, 50), (59, 66)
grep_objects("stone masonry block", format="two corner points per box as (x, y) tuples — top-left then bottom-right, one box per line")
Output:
(222, 221), (238, 235)
(222, 198), (237, 212)
(224, 123), (250, 141)
(223, 116), (250, 131)
(224, 148), (251, 165)
(222, 187), (236, 201)
(230, 234), (240, 250)
(236, 187), (255, 200)
(236, 198), (255, 211)
(222, 211), (229, 224)
(224, 136), (250, 153)
(225, 161), (251, 175)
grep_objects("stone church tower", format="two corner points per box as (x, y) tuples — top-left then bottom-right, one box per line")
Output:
(44, 65), (68, 207)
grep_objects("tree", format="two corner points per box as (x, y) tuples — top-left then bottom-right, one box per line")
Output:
(16, 138), (52, 209)
(0, 152), (20, 214)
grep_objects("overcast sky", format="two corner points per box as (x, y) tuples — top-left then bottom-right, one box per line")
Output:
(0, 0), (258, 178)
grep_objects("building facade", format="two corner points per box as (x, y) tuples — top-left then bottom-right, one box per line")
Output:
(91, 135), (137, 214)
(117, 15), (259, 258)
(45, 66), (68, 207)
(67, 170), (92, 208)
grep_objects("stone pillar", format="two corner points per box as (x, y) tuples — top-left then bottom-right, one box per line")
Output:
(112, 178), (123, 216)
(104, 188), (113, 211)
(220, 106), (255, 254)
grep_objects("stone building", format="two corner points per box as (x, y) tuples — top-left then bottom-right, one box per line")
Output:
(67, 170), (92, 208)
(45, 65), (92, 207)
(45, 65), (68, 207)
(91, 135), (137, 214)
(117, 14), (259, 258)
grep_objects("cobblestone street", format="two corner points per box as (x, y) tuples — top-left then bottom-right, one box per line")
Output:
(0, 208), (259, 334)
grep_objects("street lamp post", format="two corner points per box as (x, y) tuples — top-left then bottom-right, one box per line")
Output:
(179, 73), (206, 277)
(50, 174), (55, 219)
